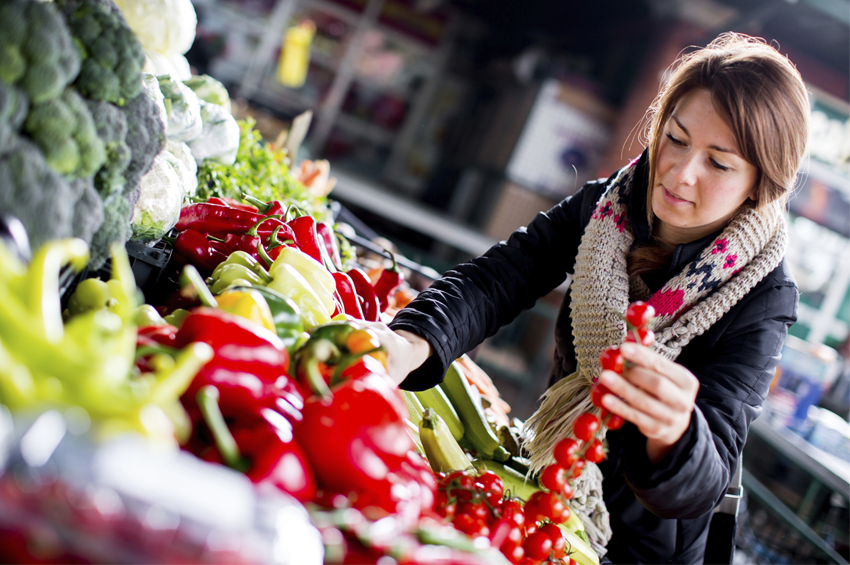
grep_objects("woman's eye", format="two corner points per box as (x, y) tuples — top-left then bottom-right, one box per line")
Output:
(710, 159), (730, 172)
(665, 132), (685, 146)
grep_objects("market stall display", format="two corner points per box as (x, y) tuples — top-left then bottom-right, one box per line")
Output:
(0, 1), (632, 563)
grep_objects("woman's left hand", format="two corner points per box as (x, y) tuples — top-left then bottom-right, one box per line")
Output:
(598, 341), (700, 463)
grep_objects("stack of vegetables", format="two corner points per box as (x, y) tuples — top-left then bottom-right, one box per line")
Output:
(0, 0), (164, 268)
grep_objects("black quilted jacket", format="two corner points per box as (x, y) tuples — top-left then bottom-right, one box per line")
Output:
(389, 151), (799, 564)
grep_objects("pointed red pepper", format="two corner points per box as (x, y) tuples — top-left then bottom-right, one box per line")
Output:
(241, 194), (287, 217)
(373, 249), (404, 313)
(346, 268), (380, 322)
(316, 222), (342, 270)
(170, 228), (229, 274)
(287, 215), (326, 265)
(332, 272), (364, 319)
(177, 203), (287, 236)
(223, 215), (296, 262)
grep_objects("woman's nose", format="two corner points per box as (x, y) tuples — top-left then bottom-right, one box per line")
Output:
(673, 153), (699, 186)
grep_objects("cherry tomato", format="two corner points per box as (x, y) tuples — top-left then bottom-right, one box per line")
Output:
(539, 523), (567, 559)
(601, 408), (625, 430)
(452, 512), (483, 536)
(625, 326), (655, 346)
(523, 531), (553, 561)
(585, 439), (606, 464)
(626, 301), (655, 328)
(562, 482), (575, 500)
(501, 540), (525, 564)
(434, 489), (456, 519)
(573, 413), (600, 441)
(553, 438), (580, 467)
(476, 470), (505, 505)
(591, 383), (613, 409)
(599, 346), (624, 373)
(571, 460), (586, 478)
(540, 464), (567, 494)
(500, 499), (526, 528)
(447, 472), (476, 502)
(457, 501), (489, 523)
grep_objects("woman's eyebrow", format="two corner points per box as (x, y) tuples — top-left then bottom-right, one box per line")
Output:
(672, 115), (739, 156)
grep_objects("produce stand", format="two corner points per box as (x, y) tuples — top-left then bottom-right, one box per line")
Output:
(0, 1), (613, 563)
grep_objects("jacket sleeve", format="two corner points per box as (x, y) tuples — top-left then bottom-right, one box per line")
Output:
(616, 265), (799, 519)
(390, 181), (605, 391)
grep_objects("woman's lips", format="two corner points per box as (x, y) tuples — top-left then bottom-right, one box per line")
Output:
(661, 186), (691, 205)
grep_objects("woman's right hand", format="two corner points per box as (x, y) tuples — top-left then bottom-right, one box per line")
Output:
(354, 321), (432, 385)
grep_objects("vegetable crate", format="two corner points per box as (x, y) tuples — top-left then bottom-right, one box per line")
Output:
(60, 237), (174, 308)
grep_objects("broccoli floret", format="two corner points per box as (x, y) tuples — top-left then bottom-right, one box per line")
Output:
(0, 0), (81, 104)
(89, 191), (132, 269)
(121, 89), (165, 206)
(0, 136), (78, 251)
(23, 88), (106, 178)
(86, 99), (130, 196)
(55, 0), (145, 107)
(70, 177), (105, 246)
(0, 82), (28, 154)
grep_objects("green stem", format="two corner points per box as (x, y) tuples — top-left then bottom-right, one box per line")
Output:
(206, 234), (226, 243)
(246, 214), (282, 237)
(241, 193), (272, 214)
(135, 344), (180, 361)
(303, 356), (332, 398)
(180, 265), (218, 308)
(196, 385), (249, 472)
(256, 241), (274, 268)
(150, 342), (214, 405)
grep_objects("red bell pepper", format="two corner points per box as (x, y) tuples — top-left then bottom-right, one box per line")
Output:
(293, 351), (424, 518)
(332, 272), (364, 319)
(196, 385), (316, 502)
(173, 307), (289, 379)
(177, 203), (287, 236)
(346, 268), (380, 322)
(373, 250), (404, 313)
(170, 228), (229, 274)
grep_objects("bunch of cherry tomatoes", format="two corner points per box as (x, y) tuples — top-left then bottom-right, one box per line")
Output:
(431, 302), (656, 564)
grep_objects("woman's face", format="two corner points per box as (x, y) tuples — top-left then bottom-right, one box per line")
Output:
(652, 89), (759, 245)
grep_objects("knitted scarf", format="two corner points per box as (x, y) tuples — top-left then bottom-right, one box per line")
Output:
(522, 161), (788, 555)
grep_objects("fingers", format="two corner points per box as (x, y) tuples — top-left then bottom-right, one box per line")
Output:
(620, 342), (700, 395)
(599, 370), (677, 428)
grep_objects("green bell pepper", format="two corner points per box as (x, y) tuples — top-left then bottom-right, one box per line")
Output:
(208, 264), (267, 294)
(210, 251), (273, 283)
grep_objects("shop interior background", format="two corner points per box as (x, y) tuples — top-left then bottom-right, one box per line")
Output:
(186, 0), (849, 563)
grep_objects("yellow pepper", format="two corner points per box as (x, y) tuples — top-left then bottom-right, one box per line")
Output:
(215, 289), (277, 333)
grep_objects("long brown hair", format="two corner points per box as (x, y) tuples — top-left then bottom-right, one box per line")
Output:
(629, 33), (810, 277)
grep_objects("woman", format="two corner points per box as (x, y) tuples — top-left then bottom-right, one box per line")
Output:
(366, 33), (808, 563)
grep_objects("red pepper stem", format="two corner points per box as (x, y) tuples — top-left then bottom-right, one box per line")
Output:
(285, 204), (305, 221)
(246, 214), (283, 237)
(180, 265), (219, 308)
(206, 234), (226, 243)
(382, 248), (400, 273)
(241, 193), (273, 214)
(268, 226), (295, 248)
(196, 385), (249, 472)
(257, 241), (274, 268)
